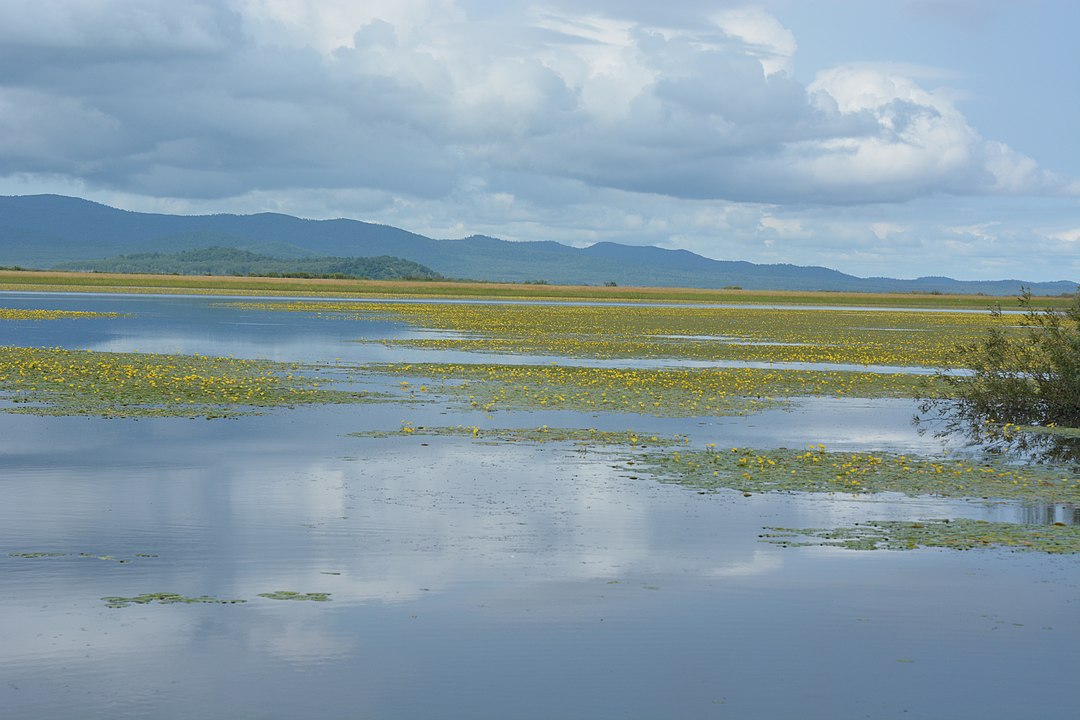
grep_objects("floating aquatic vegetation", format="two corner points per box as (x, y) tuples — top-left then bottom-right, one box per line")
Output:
(0, 346), (383, 418)
(8, 550), (156, 563)
(633, 445), (1080, 504)
(0, 308), (125, 321)
(224, 299), (1011, 369)
(366, 362), (928, 418)
(352, 422), (1078, 504)
(351, 424), (686, 447)
(102, 593), (247, 608)
(257, 591), (331, 601)
(1015, 425), (1080, 438)
(761, 519), (1080, 554)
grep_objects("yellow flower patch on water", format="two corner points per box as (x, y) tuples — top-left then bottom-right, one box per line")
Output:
(638, 445), (1080, 504)
(0, 308), (124, 321)
(222, 300), (1009, 369)
(350, 424), (687, 447)
(0, 346), (373, 417)
(368, 362), (932, 417)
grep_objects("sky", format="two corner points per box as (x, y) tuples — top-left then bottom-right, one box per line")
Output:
(1, 0), (1077, 282)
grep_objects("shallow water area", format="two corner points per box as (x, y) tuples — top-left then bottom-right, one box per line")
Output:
(1, 292), (1077, 719)
(0, 292), (965, 375)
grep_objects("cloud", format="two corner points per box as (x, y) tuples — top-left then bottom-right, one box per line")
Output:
(1049, 227), (1080, 243)
(712, 6), (796, 76)
(869, 222), (907, 241)
(0, 0), (1071, 209)
(947, 222), (1000, 242)
(0, 0), (241, 57)
(759, 215), (803, 236)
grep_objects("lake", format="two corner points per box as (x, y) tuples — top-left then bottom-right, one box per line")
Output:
(1, 292), (1077, 719)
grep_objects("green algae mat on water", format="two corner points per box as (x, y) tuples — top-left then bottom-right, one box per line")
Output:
(0, 346), (383, 418)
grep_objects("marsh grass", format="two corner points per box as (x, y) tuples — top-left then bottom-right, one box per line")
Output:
(2, 270), (1066, 308)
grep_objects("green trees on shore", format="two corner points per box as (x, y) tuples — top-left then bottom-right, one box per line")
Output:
(58, 246), (442, 281)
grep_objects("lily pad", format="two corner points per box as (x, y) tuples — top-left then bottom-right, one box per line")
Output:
(257, 591), (332, 601)
(102, 593), (247, 608)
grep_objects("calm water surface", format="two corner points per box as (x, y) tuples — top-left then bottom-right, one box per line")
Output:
(1, 292), (1077, 719)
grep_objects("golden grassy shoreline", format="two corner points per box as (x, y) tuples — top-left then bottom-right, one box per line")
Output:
(0, 269), (1069, 308)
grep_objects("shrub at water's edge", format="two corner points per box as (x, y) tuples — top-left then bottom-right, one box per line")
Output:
(923, 289), (1080, 427)
(919, 288), (1080, 463)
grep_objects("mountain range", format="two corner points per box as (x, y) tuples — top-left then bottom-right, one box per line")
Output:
(0, 194), (1075, 295)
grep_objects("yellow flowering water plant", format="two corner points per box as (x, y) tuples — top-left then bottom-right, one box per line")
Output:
(369, 362), (935, 417)
(223, 300), (1014, 368)
(350, 424), (687, 447)
(0, 346), (379, 417)
(636, 444), (1080, 504)
(0, 308), (124, 320)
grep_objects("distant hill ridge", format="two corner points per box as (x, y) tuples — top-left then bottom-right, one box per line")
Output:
(0, 194), (1075, 295)
(56, 246), (441, 281)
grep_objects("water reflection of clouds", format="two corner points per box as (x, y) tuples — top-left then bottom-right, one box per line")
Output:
(0, 596), (192, 662)
(253, 614), (353, 663)
(0, 420), (777, 608)
(208, 439), (789, 606)
(255, 445), (699, 599)
(705, 550), (783, 579)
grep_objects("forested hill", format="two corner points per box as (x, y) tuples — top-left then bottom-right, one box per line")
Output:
(1, 194), (1076, 295)
(56, 247), (441, 281)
